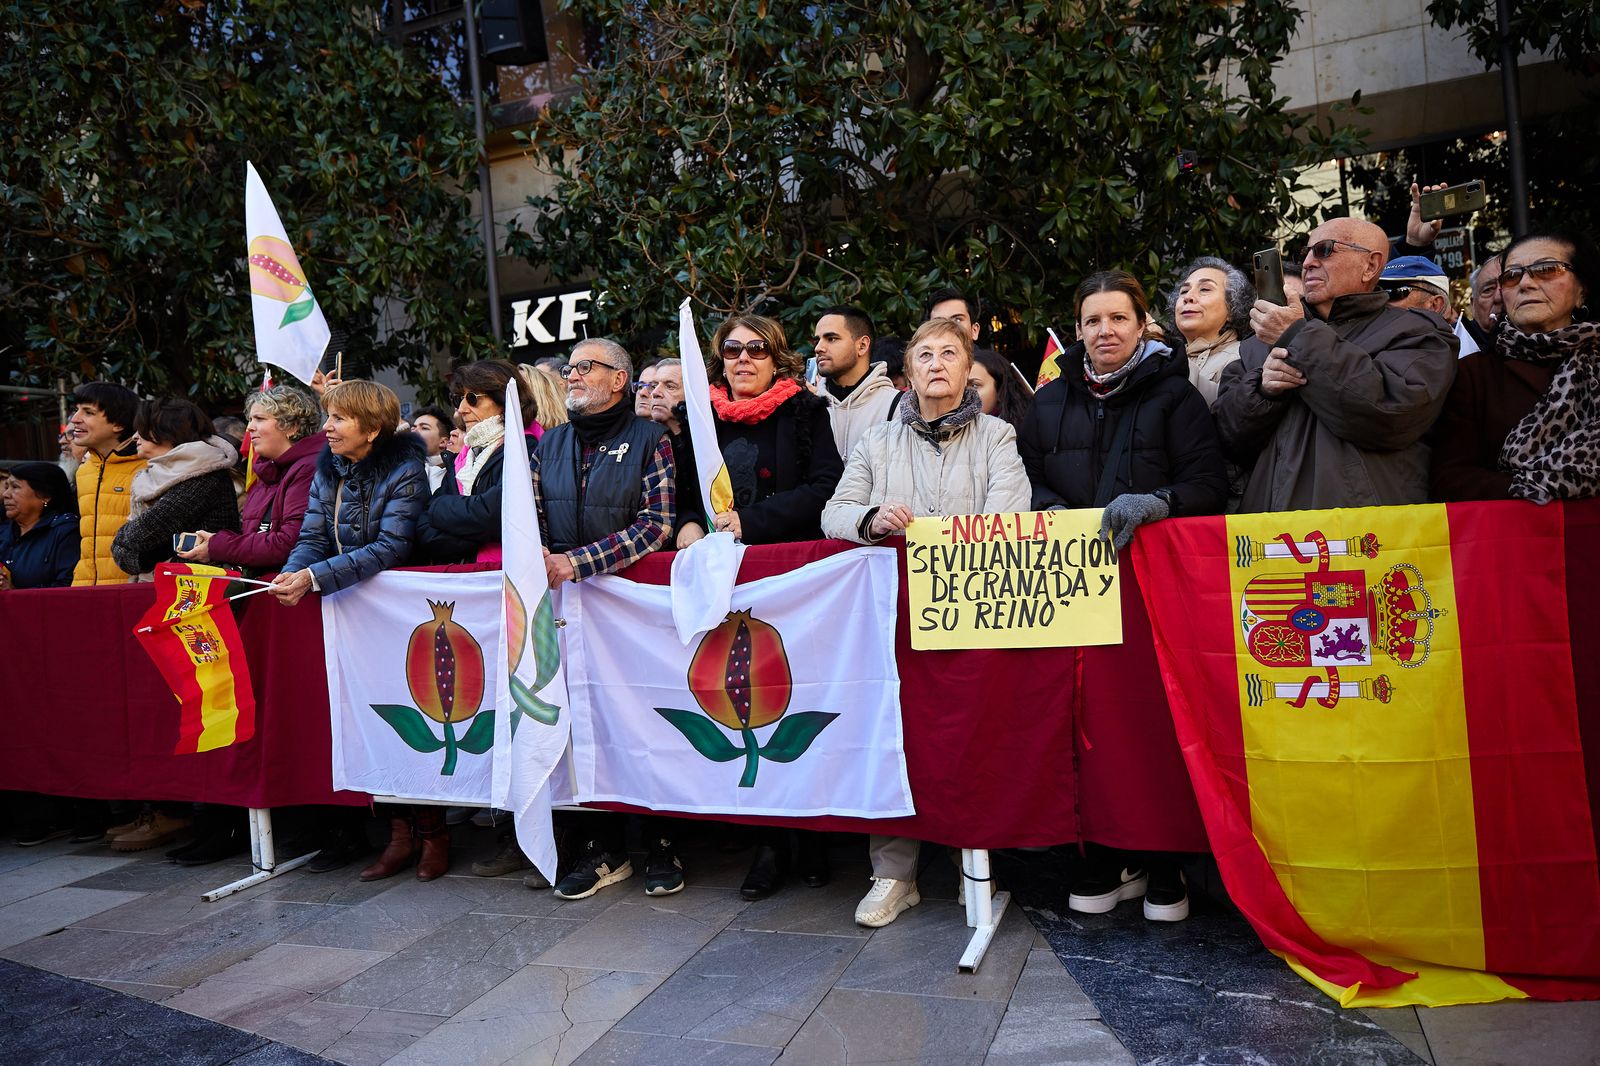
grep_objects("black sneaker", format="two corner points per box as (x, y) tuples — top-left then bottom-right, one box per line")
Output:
(643, 839), (685, 896)
(1068, 858), (1148, 914)
(1143, 863), (1189, 922)
(306, 830), (366, 874)
(553, 840), (632, 900)
(15, 822), (68, 848)
(175, 828), (247, 867)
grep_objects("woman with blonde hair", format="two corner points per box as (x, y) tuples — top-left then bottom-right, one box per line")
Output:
(520, 362), (570, 430)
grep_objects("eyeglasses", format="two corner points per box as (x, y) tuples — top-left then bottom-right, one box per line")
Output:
(560, 359), (621, 377)
(1381, 282), (1443, 302)
(1498, 260), (1573, 288)
(912, 346), (964, 366)
(1305, 238), (1376, 261)
(720, 339), (772, 360)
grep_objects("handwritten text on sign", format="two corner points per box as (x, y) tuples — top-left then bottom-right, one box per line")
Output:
(905, 509), (1124, 650)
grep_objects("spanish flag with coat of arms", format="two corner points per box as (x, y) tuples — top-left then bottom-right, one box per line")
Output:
(133, 563), (257, 754)
(1132, 501), (1600, 1006)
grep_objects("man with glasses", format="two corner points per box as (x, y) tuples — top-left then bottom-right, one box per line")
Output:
(1215, 217), (1458, 512)
(531, 337), (682, 901)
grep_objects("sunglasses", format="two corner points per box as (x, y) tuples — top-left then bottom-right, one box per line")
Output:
(453, 390), (491, 407)
(1381, 282), (1443, 302)
(721, 339), (772, 359)
(1498, 260), (1573, 288)
(560, 358), (621, 377)
(1305, 238), (1376, 261)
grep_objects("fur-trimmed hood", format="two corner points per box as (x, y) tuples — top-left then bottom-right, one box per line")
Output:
(317, 430), (427, 483)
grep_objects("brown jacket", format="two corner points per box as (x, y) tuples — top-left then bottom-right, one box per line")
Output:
(1214, 291), (1458, 512)
(1428, 352), (1556, 501)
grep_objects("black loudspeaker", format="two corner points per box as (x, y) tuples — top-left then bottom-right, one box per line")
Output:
(481, 0), (549, 66)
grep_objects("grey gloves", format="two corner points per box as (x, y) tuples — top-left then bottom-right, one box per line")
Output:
(1098, 492), (1170, 550)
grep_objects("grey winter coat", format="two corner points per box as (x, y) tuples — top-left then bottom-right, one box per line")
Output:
(823, 361), (901, 460)
(1213, 290), (1458, 512)
(283, 433), (427, 594)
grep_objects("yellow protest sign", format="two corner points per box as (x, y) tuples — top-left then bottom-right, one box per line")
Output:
(904, 509), (1123, 651)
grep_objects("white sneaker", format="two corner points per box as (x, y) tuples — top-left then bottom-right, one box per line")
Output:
(855, 877), (921, 928)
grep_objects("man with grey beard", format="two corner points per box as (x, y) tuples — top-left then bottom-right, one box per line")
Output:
(531, 338), (680, 902)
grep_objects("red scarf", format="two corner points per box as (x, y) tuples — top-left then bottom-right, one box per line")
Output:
(709, 377), (803, 424)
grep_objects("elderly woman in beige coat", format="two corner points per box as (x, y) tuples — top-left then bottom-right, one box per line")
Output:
(822, 317), (1031, 546)
(820, 316), (1030, 930)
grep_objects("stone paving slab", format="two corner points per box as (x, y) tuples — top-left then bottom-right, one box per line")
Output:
(782, 986), (1010, 1064)
(573, 1030), (781, 1065)
(0, 885), (147, 949)
(0, 852), (136, 907)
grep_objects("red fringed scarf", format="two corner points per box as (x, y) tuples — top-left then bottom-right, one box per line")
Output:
(709, 377), (803, 424)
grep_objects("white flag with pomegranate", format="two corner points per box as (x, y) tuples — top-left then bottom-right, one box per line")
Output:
(494, 376), (571, 883)
(323, 569), (502, 802)
(245, 161), (331, 385)
(564, 548), (912, 817)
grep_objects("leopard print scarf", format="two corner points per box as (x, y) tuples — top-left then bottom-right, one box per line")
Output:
(1497, 320), (1600, 502)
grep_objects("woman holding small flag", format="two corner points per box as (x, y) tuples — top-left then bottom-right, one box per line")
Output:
(178, 385), (325, 575)
(272, 380), (436, 880)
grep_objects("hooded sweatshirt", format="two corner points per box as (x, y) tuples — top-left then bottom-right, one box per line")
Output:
(822, 361), (900, 460)
(110, 435), (242, 578)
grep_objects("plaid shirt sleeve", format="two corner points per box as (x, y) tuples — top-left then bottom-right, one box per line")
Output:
(566, 435), (675, 581)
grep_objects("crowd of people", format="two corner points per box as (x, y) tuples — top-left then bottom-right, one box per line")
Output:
(4, 186), (1597, 930)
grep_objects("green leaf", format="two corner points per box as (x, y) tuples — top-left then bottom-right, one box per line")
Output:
(655, 708), (743, 762)
(278, 294), (317, 328)
(370, 704), (444, 753)
(511, 674), (560, 725)
(456, 710), (496, 754)
(759, 712), (839, 763)
(532, 592), (562, 690)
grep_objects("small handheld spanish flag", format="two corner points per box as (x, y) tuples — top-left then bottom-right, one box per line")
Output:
(1035, 327), (1068, 389)
(133, 563), (257, 754)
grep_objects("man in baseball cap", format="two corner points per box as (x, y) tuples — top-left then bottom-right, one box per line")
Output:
(1380, 255), (1452, 317)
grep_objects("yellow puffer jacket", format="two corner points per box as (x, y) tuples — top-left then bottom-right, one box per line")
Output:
(72, 445), (147, 586)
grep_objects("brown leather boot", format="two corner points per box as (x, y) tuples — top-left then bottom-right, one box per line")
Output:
(415, 808), (450, 882)
(359, 816), (416, 881)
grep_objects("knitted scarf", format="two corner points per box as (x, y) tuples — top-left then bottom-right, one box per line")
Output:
(897, 386), (982, 449)
(457, 415), (506, 496)
(710, 377), (803, 424)
(1082, 340), (1152, 399)
(1497, 319), (1600, 502)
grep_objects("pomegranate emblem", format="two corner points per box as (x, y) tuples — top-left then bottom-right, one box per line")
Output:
(247, 235), (320, 328)
(371, 600), (495, 775)
(657, 610), (837, 788)
(505, 577), (562, 734)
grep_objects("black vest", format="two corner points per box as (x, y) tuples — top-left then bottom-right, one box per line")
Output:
(539, 416), (666, 553)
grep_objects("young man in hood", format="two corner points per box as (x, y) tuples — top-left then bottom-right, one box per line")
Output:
(814, 305), (898, 459)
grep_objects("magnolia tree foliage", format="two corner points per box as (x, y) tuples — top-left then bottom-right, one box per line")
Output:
(1427, 0), (1600, 76)
(1, 1), (497, 405)
(513, 0), (1363, 358)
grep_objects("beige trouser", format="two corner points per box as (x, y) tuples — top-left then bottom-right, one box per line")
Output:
(868, 834), (920, 881)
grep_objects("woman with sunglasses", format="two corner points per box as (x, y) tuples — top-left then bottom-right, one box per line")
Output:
(1431, 230), (1600, 501)
(415, 360), (541, 565)
(677, 314), (843, 546)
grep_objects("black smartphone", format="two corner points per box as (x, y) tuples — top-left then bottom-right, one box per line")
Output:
(1419, 180), (1486, 220)
(1253, 247), (1286, 306)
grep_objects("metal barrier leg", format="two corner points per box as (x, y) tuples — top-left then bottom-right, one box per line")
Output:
(202, 807), (317, 902)
(957, 848), (1011, 973)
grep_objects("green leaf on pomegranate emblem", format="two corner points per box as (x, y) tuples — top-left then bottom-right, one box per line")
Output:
(655, 707), (743, 762)
(759, 712), (839, 763)
(279, 292), (317, 328)
(371, 704), (444, 753)
(456, 710), (495, 754)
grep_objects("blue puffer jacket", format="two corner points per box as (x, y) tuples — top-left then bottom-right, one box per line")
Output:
(283, 433), (427, 594)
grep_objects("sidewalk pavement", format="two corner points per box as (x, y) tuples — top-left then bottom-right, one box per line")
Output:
(0, 825), (1596, 1065)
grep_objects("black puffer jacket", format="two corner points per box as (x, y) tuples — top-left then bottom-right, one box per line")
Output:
(415, 430), (538, 563)
(1017, 339), (1228, 516)
(283, 433), (427, 593)
(715, 387), (844, 544)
